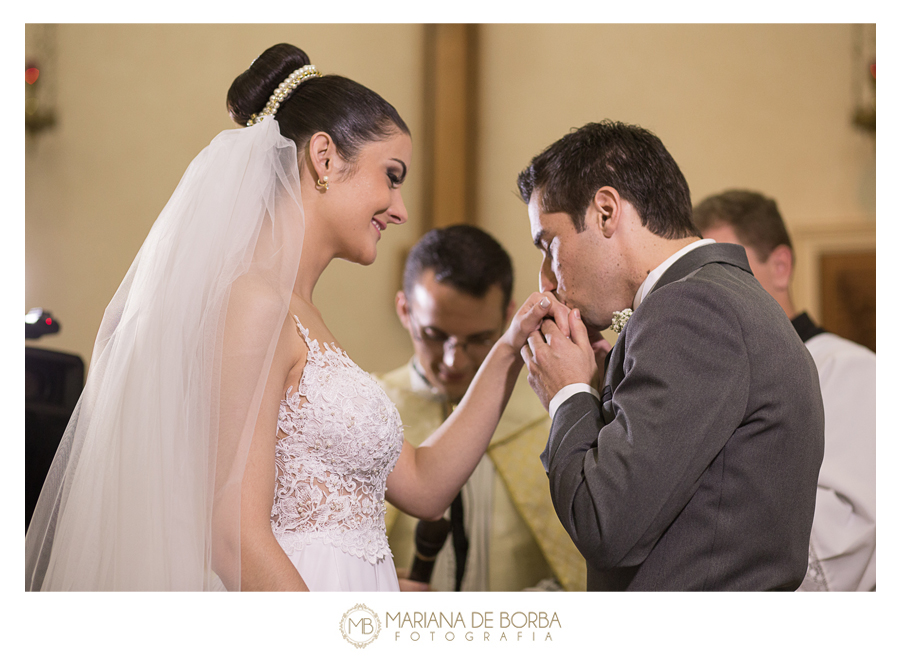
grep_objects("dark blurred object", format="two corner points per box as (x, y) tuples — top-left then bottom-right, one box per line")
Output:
(25, 24), (60, 137)
(26, 347), (84, 531)
(25, 61), (58, 135)
(408, 517), (453, 584)
(26, 307), (60, 339)
(820, 250), (876, 353)
(852, 60), (875, 134)
(851, 24), (875, 135)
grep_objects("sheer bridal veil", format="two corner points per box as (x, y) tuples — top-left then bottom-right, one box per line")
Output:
(25, 117), (305, 590)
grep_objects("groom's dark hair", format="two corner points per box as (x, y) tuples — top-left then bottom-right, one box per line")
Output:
(517, 120), (701, 240)
(403, 225), (513, 309)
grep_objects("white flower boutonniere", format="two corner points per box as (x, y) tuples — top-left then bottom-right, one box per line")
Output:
(610, 308), (633, 334)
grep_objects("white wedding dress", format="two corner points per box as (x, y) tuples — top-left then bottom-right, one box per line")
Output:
(271, 317), (404, 591)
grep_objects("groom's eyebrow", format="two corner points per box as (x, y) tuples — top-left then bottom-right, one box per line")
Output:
(533, 230), (547, 248)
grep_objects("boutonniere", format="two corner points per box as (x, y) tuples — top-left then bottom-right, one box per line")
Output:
(610, 308), (633, 334)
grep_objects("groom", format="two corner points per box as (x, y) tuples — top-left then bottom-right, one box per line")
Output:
(518, 121), (824, 590)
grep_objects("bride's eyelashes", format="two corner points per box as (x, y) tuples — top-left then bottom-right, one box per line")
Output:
(388, 158), (408, 187)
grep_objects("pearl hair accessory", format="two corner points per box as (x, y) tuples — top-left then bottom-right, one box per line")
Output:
(246, 64), (320, 126)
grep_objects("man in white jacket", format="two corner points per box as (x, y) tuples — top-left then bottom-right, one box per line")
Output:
(695, 189), (876, 591)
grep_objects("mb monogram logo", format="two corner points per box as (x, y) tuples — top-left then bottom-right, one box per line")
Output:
(340, 604), (382, 648)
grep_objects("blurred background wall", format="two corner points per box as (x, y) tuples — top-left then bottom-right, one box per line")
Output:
(25, 23), (876, 375)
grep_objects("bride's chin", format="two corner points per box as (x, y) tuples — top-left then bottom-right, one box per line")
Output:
(337, 237), (379, 266)
(352, 245), (378, 266)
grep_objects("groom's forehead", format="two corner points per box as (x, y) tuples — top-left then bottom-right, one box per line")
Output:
(529, 201), (573, 244)
(527, 195), (552, 236)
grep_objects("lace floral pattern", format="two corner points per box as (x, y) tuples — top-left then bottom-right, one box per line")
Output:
(271, 318), (404, 564)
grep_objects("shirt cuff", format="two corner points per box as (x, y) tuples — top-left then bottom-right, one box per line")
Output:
(548, 383), (601, 420)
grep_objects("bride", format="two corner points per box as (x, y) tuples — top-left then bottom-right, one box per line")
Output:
(25, 43), (568, 591)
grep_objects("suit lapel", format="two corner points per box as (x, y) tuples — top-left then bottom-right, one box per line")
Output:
(651, 242), (752, 294)
(602, 243), (751, 395)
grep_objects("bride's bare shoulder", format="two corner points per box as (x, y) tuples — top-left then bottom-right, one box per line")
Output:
(225, 274), (290, 330)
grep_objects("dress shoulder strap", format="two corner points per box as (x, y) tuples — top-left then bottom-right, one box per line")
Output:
(292, 314), (317, 352)
(291, 314), (349, 361)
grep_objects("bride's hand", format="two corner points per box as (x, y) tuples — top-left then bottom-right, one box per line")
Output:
(501, 292), (571, 352)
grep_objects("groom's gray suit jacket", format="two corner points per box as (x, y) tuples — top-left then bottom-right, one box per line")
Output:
(541, 243), (824, 590)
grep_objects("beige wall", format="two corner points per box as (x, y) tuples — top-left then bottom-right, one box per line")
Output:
(26, 24), (875, 373)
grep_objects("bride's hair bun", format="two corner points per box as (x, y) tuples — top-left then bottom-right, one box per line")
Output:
(226, 43), (409, 165)
(227, 43), (311, 127)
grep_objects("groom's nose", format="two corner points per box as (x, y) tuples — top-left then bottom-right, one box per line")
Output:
(443, 342), (470, 370)
(538, 255), (556, 294)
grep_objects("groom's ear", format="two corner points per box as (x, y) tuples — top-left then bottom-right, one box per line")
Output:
(395, 290), (412, 332)
(588, 186), (621, 238)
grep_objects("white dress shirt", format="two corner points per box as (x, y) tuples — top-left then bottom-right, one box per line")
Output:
(799, 332), (876, 590)
(547, 239), (716, 420)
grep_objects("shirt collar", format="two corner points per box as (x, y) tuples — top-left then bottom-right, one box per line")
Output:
(791, 311), (827, 343)
(632, 239), (716, 310)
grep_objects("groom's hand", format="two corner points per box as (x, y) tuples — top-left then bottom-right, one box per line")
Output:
(522, 308), (598, 410)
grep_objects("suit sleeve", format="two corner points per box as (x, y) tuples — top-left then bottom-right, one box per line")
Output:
(543, 281), (750, 571)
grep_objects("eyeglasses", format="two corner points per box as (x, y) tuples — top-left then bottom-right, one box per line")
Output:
(407, 312), (503, 356)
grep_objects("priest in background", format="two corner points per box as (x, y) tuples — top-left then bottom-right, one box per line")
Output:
(378, 225), (586, 591)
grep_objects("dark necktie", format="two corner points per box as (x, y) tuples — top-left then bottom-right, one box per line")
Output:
(444, 399), (468, 591)
(449, 492), (468, 591)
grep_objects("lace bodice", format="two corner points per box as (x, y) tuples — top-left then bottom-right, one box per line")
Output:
(271, 317), (404, 564)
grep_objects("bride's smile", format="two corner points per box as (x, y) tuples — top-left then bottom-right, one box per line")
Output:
(307, 129), (411, 267)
